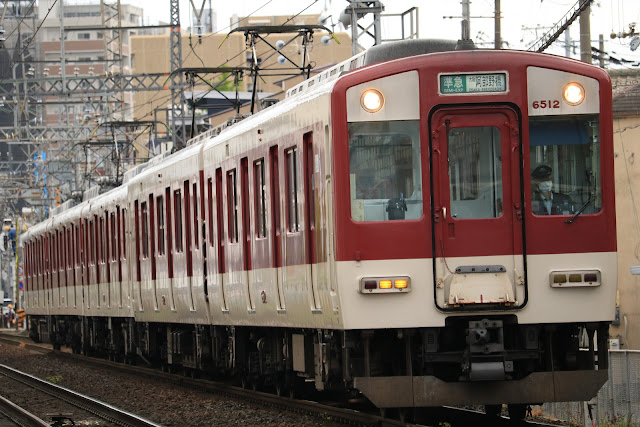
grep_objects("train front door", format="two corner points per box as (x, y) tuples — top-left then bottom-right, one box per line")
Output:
(430, 107), (526, 309)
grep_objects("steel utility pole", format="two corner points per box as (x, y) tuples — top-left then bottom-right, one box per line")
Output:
(169, 0), (186, 150)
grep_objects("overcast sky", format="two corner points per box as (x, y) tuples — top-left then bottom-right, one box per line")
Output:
(130, 0), (640, 65)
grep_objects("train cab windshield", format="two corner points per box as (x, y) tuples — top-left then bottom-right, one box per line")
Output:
(348, 120), (423, 221)
(529, 114), (601, 216)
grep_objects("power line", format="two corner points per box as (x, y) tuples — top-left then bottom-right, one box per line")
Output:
(12, 0), (59, 68)
(0, 0), (37, 42)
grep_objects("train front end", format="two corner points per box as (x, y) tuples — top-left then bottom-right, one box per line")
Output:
(331, 43), (616, 410)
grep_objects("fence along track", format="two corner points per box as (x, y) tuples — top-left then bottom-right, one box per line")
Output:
(545, 349), (640, 424)
(0, 364), (161, 427)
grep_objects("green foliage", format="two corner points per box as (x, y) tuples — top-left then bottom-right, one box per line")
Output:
(214, 68), (237, 92)
(45, 375), (63, 384)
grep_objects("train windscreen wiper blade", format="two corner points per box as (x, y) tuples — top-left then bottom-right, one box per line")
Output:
(565, 198), (593, 224)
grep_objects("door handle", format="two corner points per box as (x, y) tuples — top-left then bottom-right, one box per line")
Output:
(514, 204), (522, 221)
(442, 207), (447, 220)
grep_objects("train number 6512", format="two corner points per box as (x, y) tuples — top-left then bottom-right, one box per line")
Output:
(532, 100), (560, 109)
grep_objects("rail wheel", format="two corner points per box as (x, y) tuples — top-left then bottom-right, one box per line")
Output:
(485, 404), (502, 417)
(507, 404), (527, 421)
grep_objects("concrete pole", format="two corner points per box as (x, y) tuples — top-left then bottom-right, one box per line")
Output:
(579, 0), (591, 63)
(494, 0), (501, 49)
(599, 34), (605, 68)
(462, 0), (471, 36)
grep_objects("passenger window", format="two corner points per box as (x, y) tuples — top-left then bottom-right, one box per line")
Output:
(254, 159), (267, 239)
(121, 208), (127, 260)
(227, 169), (238, 243)
(207, 178), (214, 246)
(285, 147), (300, 232)
(141, 202), (149, 258)
(75, 225), (80, 267)
(111, 213), (116, 261)
(90, 220), (95, 265)
(193, 182), (199, 248)
(157, 195), (165, 256)
(348, 120), (423, 221)
(174, 190), (183, 252)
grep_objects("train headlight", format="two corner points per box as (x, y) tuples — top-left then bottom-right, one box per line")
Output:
(359, 276), (411, 293)
(562, 82), (585, 106)
(361, 89), (384, 113)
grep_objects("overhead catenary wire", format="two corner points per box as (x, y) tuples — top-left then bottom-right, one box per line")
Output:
(0, 0), (38, 46)
(178, 0), (322, 115)
(12, 0), (59, 68)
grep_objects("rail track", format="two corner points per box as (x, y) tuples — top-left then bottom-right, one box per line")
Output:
(0, 394), (49, 427)
(0, 332), (565, 426)
(0, 361), (161, 427)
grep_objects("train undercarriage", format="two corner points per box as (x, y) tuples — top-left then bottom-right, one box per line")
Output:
(29, 315), (609, 419)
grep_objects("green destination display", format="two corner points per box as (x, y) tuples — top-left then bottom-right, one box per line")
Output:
(440, 73), (507, 94)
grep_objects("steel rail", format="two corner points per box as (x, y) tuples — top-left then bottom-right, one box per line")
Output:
(0, 364), (161, 427)
(0, 395), (50, 427)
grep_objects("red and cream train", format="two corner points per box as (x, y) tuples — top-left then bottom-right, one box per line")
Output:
(20, 39), (616, 418)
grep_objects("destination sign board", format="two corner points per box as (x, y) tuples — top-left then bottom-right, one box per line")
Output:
(439, 73), (507, 94)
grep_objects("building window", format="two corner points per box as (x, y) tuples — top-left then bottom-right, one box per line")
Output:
(78, 33), (91, 40)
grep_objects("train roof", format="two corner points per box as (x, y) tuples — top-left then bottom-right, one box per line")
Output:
(86, 184), (127, 210)
(125, 140), (203, 187)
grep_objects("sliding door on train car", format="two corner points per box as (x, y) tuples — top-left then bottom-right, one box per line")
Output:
(430, 107), (526, 310)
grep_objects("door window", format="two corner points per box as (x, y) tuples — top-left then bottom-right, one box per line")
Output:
(448, 126), (503, 219)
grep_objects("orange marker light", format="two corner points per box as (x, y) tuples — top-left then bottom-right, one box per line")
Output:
(394, 279), (408, 289)
(379, 280), (392, 289)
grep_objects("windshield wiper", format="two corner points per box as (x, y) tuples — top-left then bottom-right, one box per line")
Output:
(565, 198), (593, 224)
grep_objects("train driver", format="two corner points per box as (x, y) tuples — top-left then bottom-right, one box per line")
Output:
(531, 164), (574, 215)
